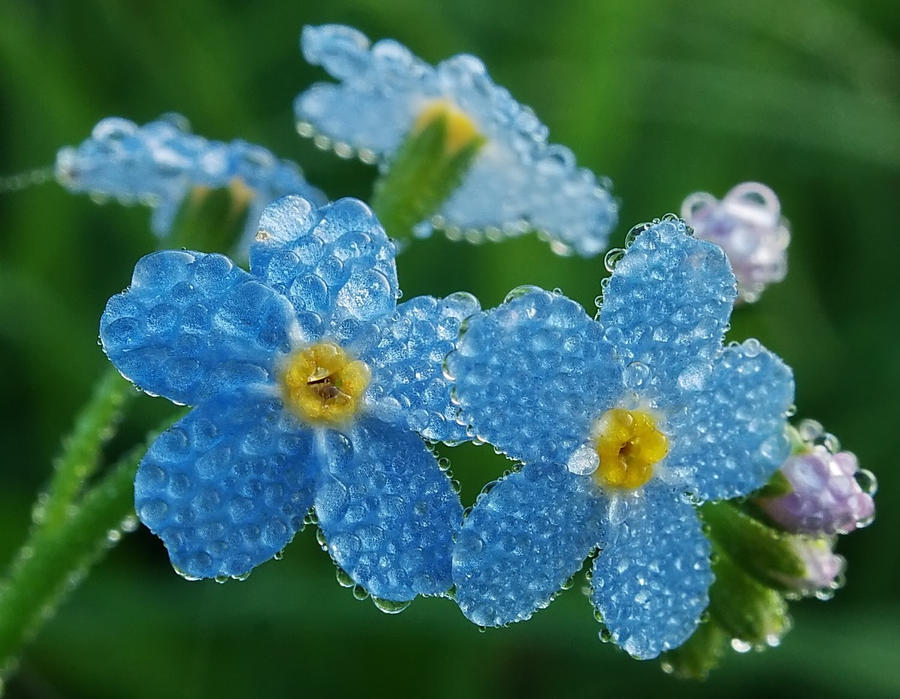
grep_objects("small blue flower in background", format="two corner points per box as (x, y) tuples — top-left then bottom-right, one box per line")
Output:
(295, 24), (618, 257)
(446, 217), (794, 658)
(56, 114), (326, 250)
(100, 194), (478, 602)
(681, 181), (790, 303)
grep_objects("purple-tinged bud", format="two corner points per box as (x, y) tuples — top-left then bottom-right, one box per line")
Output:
(681, 182), (789, 303)
(771, 537), (845, 600)
(757, 431), (876, 536)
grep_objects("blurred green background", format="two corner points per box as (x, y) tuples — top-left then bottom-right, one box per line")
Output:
(1, 0), (898, 696)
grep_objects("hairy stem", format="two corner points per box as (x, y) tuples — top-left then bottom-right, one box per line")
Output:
(36, 367), (134, 533)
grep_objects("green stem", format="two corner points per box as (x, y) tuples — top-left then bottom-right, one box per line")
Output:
(0, 417), (176, 683)
(168, 183), (253, 255)
(35, 367), (134, 533)
(371, 113), (483, 243)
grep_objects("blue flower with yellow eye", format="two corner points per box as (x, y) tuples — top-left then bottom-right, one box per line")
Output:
(295, 24), (617, 257)
(446, 217), (794, 658)
(100, 194), (477, 602)
(56, 114), (325, 250)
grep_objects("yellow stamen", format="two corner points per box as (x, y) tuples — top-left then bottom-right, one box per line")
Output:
(413, 99), (482, 156)
(593, 409), (668, 490)
(279, 342), (371, 425)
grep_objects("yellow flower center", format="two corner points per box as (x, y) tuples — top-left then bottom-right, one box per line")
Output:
(413, 99), (482, 156)
(279, 342), (371, 425)
(593, 409), (669, 490)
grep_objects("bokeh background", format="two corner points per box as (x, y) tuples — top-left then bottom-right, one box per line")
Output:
(1, 0), (898, 697)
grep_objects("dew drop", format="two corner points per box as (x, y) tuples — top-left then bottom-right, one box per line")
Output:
(731, 638), (752, 653)
(371, 597), (411, 614)
(623, 361), (650, 389)
(603, 248), (626, 273)
(855, 469), (878, 496)
(335, 568), (355, 588)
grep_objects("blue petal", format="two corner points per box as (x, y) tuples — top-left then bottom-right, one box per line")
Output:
(135, 390), (318, 579)
(249, 196), (399, 345)
(591, 482), (712, 659)
(665, 339), (794, 501)
(101, 250), (298, 406)
(300, 24), (373, 81)
(447, 287), (623, 465)
(453, 461), (605, 626)
(297, 26), (432, 156)
(599, 218), (737, 410)
(314, 418), (463, 601)
(362, 292), (480, 444)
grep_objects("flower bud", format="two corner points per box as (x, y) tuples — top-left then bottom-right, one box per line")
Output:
(758, 445), (875, 535)
(771, 537), (845, 599)
(681, 182), (789, 303)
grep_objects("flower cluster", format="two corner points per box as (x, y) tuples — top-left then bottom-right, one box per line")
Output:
(56, 114), (325, 250)
(67, 21), (870, 676)
(295, 24), (618, 256)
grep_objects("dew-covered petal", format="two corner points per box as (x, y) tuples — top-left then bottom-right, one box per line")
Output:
(314, 418), (463, 601)
(362, 292), (480, 444)
(447, 287), (623, 465)
(591, 483), (712, 659)
(135, 390), (318, 579)
(55, 114), (325, 247)
(435, 144), (618, 257)
(249, 196), (399, 345)
(296, 25), (617, 257)
(297, 25), (429, 155)
(453, 461), (605, 626)
(664, 339), (794, 501)
(101, 250), (299, 405)
(599, 218), (737, 410)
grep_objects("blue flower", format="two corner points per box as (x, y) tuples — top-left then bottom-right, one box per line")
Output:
(56, 114), (326, 251)
(446, 217), (794, 658)
(295, 24), (618, 257)
(100, 194), (477, 601)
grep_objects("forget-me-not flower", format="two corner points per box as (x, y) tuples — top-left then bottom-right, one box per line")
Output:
(295, 24), (617, 257)
(100, 194), (477, 601)
(446, 217), (794, 658)
(57, 114), (325, 250)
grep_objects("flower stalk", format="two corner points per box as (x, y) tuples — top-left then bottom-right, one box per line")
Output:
(33, 367), (134, 534)
(371, 111), (483, 243)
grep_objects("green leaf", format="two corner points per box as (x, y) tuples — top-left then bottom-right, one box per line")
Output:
(660, 617), (729, 680)
(707, 547), (791, 647)
(701, 501), (807, 590)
